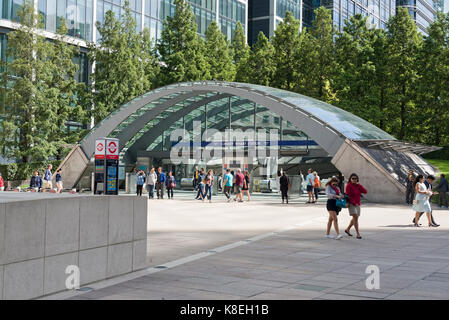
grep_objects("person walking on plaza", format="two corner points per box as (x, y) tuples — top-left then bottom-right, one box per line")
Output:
(204, 169), (214, 202)
(234, 169), (244, 202)
(0, 172), (4, 191)
(193, 166), (199, 190)
(195, 175), (206, 201)
(166, 171), (176, 199)
(306, 168), (315, 203)
(242, 171), (251, 202)
(156, 167), (165, 199)
(325, 177), (343, 239)
(313, 171), (321, 202)
(298, 170), (304, 196)
(344, 173), (367, 239)
(30, 170), (43, 192)
(136, 170), (146, 197)
(55, 169), (63, 193)
(44, 164), (53, 190)
(413, 175), (438, 227)
(405, 169), (415, 204)
(280, 171), (290, 204)
(147, 167), (157, 199)
(436, 174), (448, 208)
(223, 169), (233, 202)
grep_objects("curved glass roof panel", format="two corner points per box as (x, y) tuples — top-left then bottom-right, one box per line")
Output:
(228, 82), (396, 141)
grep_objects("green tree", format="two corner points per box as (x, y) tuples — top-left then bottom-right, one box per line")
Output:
(157, 0), (210, 85)
(141, 27), (160, 91)
(50, 17), (88, 157)
(416, 12), (449, 145)
(0, 1), (59, 162)
(231, 21), (250, 82)
(334, 14), (378, 121)
(89, 0), (153, 123)
(245, 32), (275, 86)
(271, 11), (301, 90)
(370, 29), (391, 131)
(205, 21), (235, 81)
(309, 6), (337, 102)
(386, 7), (422, 140)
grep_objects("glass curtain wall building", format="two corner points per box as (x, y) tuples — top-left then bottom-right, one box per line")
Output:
(396, 0), (438, 35)
(248, 0), (302, 45)
(0, 0), (248, 83)
(303, 0), (396, 32)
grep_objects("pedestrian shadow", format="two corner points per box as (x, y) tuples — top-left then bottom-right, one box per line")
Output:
(380, 224), (416, 228)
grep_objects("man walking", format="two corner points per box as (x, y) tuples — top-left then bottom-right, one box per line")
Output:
(436, 174), (448, 208)
(156, 167), (165, 199)
(405, 169), (415, 204)
(234, 169), (244, 202)
(306, 168), (315, 203)
(223, 169), (233, 202)
(136, 170), (146, 197)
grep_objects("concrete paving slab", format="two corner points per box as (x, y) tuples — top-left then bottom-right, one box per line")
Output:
(40, 199), (449, 300)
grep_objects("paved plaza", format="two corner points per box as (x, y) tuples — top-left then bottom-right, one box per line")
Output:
(45, 195), (449, 300)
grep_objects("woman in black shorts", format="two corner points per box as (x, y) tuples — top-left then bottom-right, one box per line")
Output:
(242, 171), (251, 202)
(325, 177), (343, 239)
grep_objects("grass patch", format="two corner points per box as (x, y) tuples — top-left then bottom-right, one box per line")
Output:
(425, 159), (449, 176)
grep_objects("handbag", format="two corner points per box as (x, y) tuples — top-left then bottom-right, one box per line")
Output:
(336, 198), (347, 208)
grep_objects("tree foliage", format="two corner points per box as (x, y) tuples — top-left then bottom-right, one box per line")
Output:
(89, 0), (156, 124)
(0, 1), (82, 162)
(205, 21), (235, 81)
(157, 0), (210, 85)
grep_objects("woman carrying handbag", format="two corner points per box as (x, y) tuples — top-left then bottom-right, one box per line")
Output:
(325, 177), (344, 239)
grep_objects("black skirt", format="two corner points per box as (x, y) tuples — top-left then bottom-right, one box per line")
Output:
(326, 199), (341, 213)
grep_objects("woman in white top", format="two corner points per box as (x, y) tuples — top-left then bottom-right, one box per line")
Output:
(147, 167), (157, 199)
(413, 174), (436, 227)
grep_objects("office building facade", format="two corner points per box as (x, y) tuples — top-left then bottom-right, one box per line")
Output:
(302, 0), (396, 32)
(248, 0), (302, 44)
(0, 1), (248, 85)
(396, 0), (438, 35)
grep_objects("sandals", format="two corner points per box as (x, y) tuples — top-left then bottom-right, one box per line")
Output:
(345, 229), (353, 237)
(356, 235), (362, 239)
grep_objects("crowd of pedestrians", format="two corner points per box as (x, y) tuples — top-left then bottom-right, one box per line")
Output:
(0, 164), (65, 193)
(135, 166), (177, 199)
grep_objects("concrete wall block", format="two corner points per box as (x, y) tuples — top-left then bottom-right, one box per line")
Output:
(0, 265), (4, 300)
(132, 239), (148, 271)
(45, 198), (80, 256)
(108, 197), (134, 245)
(0, 203), (5, 265)
(5, 200), (46, 264)
(44, 252), (79, 296)
(79, 247), (107, 285)
(4, 258), (44, 300)
(79, 197), (109, 250)
(133, 197), (148, 241)
(107, 243), (133, 278)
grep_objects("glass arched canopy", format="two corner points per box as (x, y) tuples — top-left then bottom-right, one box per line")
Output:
(79, 81), (396, 164)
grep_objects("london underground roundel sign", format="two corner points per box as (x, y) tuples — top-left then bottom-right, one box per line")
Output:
(95, 139), (106, 159)
(106, 139), (119, 160)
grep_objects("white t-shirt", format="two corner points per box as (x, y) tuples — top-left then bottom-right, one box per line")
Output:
(147, 172), (157, 185)
(306, 173), (315, 186)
